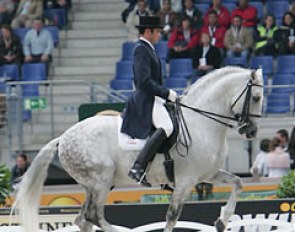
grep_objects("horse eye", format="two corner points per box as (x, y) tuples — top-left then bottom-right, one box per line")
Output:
(252, 96), (260, 102)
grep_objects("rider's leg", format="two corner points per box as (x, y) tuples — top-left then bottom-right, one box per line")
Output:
(128, 97), (173, 186)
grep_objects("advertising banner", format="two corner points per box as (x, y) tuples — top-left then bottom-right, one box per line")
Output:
(1, 199), (295, 231)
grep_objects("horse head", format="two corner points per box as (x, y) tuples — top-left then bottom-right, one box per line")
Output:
(230, 69), (264, 139)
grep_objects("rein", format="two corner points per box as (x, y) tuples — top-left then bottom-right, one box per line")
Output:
(174, 80), (263, 157)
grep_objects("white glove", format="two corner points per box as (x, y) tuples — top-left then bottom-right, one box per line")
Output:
(168, 90), (178, 102)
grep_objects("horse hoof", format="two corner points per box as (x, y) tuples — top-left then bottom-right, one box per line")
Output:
(214, 218), (226, 232)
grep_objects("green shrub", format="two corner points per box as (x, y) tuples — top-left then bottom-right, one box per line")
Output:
(276, 170), (295, 198)
(0, 164), (11, 205)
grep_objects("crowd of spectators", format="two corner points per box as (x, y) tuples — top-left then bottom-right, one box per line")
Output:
(251, 128), (295, 178)
(0, 0), (70, 77)
(123, 0), (295, 77)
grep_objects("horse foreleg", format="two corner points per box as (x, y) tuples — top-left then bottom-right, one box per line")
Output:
(75, 189), (93, 232)
(212, 170), (242, 232)
(164, 182), (193, 232)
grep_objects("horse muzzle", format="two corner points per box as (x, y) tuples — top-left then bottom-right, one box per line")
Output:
(238, 121), (258, 139)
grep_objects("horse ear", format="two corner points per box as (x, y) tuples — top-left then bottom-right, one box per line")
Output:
(250, 70), (256, 81)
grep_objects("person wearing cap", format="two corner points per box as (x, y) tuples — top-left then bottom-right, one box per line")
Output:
(121, 15), (178, 187)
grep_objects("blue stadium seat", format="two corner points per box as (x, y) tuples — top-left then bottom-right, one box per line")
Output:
(3, 64), (20, 81)
(160, 59), (167, 78)
(45, 26), (59, 46)
(115, 61), (133, 79)
(165, 78), (187, 94)
(223, 3), (236, 14)
(249, 2), (264, 20)
(194, 3), (210, 14)
(263, 75), (268, 86)
(195, 0), (211, 3)
(224, 57), (248, 67)
(169, 58), (193, 79)
(155, 41), (168, 60)
(121, 42), (135, 61)
(22, 63), (46, 81)
(110, 79), (133, 90)
(267, 1), (289, 20)
(13, 28), (29, 43)
(277, 55), (295, 74)
(271, 74), (295, 92)
(250, 56), (274, 76)
(223, 0), (238, 3)
(266, 93), (290, 113)
(44, 8), (66, 28)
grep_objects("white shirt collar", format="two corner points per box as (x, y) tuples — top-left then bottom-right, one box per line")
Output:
(139, 37), (155, 51)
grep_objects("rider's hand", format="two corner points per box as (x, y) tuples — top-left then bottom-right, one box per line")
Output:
(168, 90), (178, 102)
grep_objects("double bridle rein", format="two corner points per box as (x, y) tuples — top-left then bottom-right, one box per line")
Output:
(174, 79), (263, 157)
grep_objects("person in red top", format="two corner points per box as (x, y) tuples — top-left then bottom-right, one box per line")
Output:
(167, 15), (199, 60)
(231, 0), (257, 34)
(201, 10), (227, 54)
(204, 0), (230, 29)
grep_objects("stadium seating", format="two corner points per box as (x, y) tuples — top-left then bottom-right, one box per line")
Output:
(45, 26), (60, 46)
(169, 58), (193, 79)
(277, 55), (295, 74)
(266, 93), (291, 113)
(115, 61), (133, 79)
(121, 42), (135, 61)
(22, 63), (46, 81)
(165, 78), (187, 94)
(271, 74), (295, 92)
(195, 3), (210, 14)
(250, 56), (274, 76)
(44, 8), (67, 28)
(155, 41), (168, 60)
(223, 3), (236, 13)
(13, 28), (29, 43)
(224, 57), (248, 67)
(249, 2), (264, 20)
(267, 1), (289, 20)
(110, 79), (133, 91)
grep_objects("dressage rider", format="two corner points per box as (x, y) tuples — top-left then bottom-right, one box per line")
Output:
(121, 16), (178, 187)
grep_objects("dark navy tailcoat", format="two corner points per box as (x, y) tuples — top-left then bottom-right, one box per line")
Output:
(121, 39), (170, 139)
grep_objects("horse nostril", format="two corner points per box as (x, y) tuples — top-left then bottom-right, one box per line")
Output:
(252, 96), (260, 102)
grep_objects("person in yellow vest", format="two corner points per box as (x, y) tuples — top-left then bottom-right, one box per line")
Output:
(254, 14), (278, 56)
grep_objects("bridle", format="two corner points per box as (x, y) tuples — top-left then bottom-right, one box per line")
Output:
(173, 79), (263, 157)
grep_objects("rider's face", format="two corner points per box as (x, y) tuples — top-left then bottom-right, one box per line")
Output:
(149, 28), (162, 45)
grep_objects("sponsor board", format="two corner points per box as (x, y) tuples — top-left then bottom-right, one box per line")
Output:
(1, 200), (295, 231)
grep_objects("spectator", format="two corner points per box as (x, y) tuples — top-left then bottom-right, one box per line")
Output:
(204, 0), (230, 29)
(267, 137), (291, 178)
(0, 0), (15, 25)
(276, 129), (289, 150)
(254, 14), (278, 56)
(23, 17), (53, 73)
(250, 138), (270, 177)
(11, 153), (30, 185)
(273, 12), (295, 55)
(288, 126), (295, 169)
(167, 15), (199, 60)
(192, 32), (221, 77)
(11, 0), (43, 28)
(126, 0), (151, 42)
(201, 10), (227, 54)
(156, 0), (177, 41)
(162, 0), (182, 14)
(121, 0), (137, 24)
(179, 0), (202, 29)
(231, 0), (257, 34)
(224, 15), (253, 59)
(0, 25), (23, 67)
(43, 0), (72, 26)
(147, 0), (160, 15)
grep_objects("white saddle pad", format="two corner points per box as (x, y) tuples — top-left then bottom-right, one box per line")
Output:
(118, 116), (147, 151)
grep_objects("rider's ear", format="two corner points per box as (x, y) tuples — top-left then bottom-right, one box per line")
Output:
(250, 70), (256, 81)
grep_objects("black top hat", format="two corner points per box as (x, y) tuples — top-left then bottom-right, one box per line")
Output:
(135, 16), (164, 29)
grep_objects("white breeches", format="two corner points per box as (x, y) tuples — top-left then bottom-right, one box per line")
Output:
(152, 96), (173, 137)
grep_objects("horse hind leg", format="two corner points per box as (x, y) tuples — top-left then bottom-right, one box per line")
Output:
(212, 170), (242, 232)
(75, 188), (93, 232)
(85, 185), (119, 232)
(164, 181), (194, 232)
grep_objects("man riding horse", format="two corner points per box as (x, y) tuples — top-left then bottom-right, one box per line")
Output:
(121, 16), (178, 187)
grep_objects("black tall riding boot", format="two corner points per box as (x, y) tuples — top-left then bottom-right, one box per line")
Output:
(128, 128), (167, 187)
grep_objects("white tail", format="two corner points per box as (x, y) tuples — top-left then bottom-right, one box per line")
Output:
(12, 137), (60, 232)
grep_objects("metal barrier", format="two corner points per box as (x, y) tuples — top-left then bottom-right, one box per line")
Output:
(3, 81), (295, 158)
